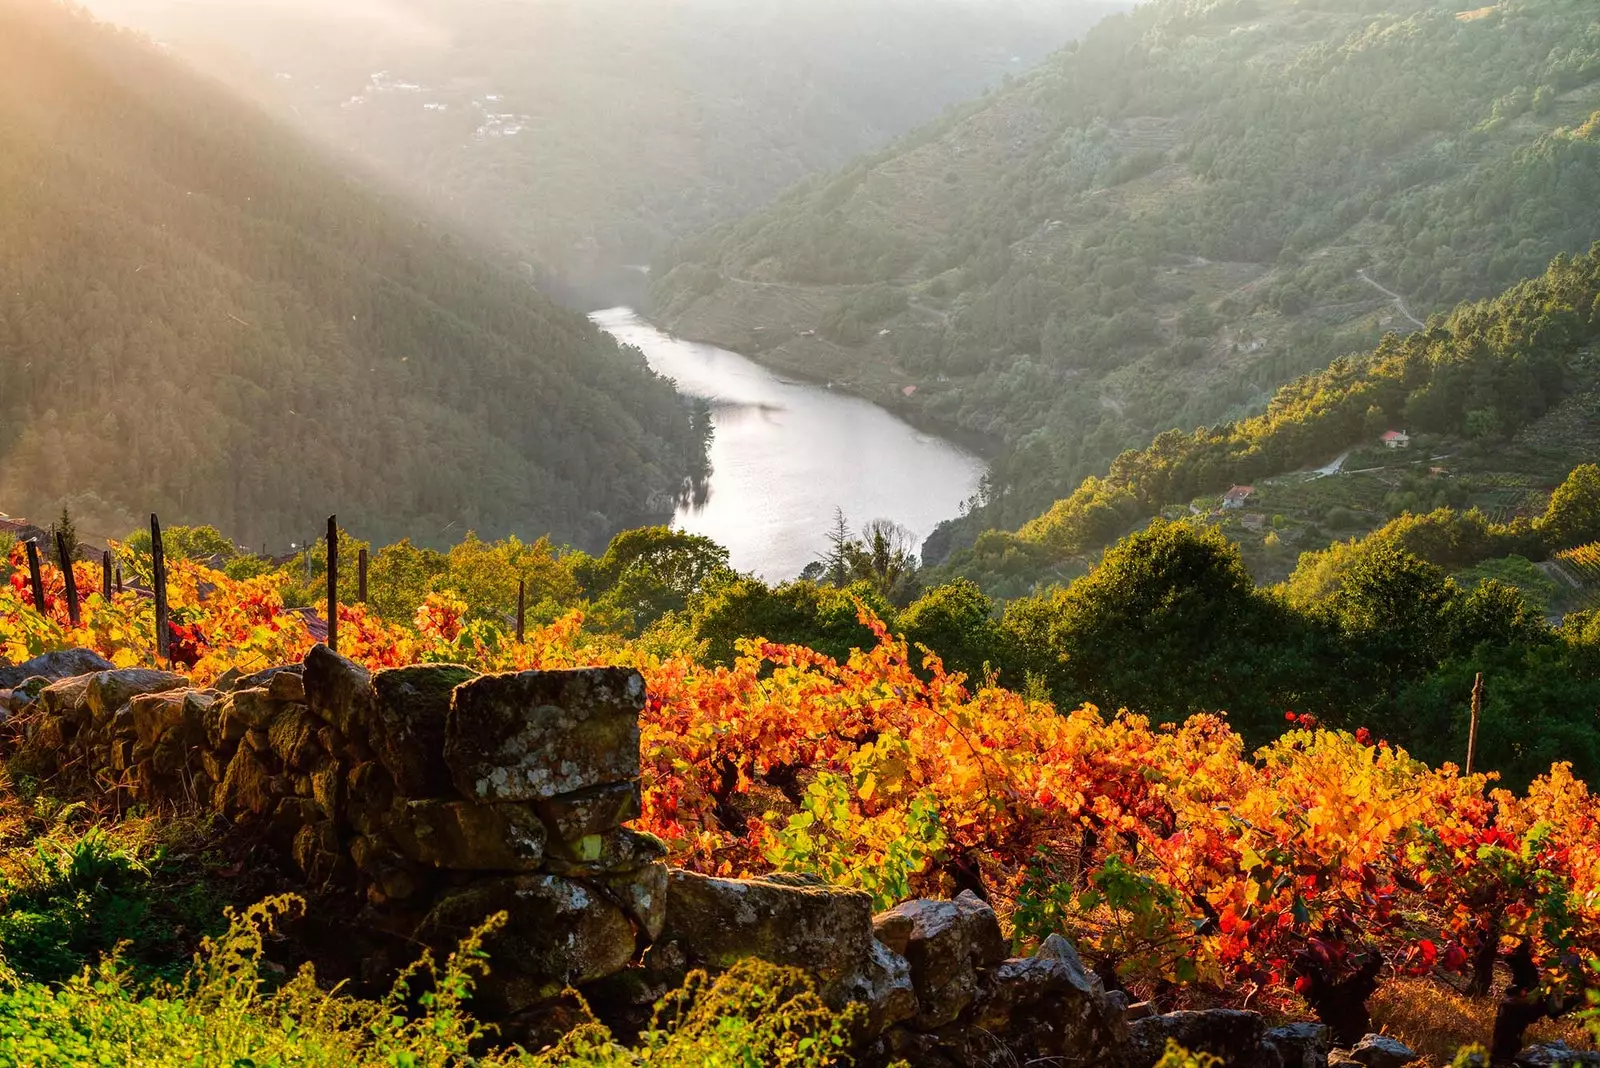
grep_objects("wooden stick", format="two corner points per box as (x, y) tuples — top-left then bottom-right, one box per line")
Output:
(55, 531), (80, 625)
(358, 547), (368, 604)
(115, 565), (123, 594)
(1466, 671), (1484, 776)
(102, 550), (113, 599)
(24, 539), (45, 613)
(151, 514), (170, 662)
(326, 515), (339, 654)
(516, 579), (526, 643)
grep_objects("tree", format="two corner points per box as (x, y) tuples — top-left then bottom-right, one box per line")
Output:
(822, 508), (854, 587)
(689, 577), (889, 665)
(844, 519), (922, 607)
(1540, 464), (1600, 550)
(899, 580), (1003, 684)
(1004, 520), (1294, 734)
(367, 539), (449, 623)
(577, 527), (734, 634)
(53, 507), (78, 563)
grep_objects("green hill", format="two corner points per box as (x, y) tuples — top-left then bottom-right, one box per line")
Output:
(0, 0), (707, 551)
(654, 0), (1600, 556)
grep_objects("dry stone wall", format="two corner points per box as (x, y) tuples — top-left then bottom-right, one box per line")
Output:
(2, 645), (1388, 1067)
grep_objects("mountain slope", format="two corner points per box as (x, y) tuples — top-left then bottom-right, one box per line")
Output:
(655, 0), (1600, 553)
(81, 0), (1124, 294)
(0, 0), (702, 550)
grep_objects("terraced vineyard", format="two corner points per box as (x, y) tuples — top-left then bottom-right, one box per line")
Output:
(1555, 542), (1600, 614)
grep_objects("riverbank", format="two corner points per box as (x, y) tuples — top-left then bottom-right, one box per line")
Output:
(591, 307), (987, 579)
(653, 286), (1006, 463)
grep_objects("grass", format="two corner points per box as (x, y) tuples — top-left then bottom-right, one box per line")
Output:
(0, 895), (864, 1067)
(1370, 977), (1592, 1066)
(0, 771), (865, 1066)
(0, 779), (229, 988)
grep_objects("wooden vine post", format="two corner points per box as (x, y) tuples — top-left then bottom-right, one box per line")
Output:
(55, 531), (80, 625)
(101, 550), (113, 600)
(357, 547), (369, 604)
(1466, 671), (1484, 775)
(24, 539), (45, 613)
(151, 514), (170, 663)
(516, 579), (526, 643)
(115, 566), (124, 594)
(326, 515), (339, 654)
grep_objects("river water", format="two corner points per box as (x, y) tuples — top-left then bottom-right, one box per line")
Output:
(591, 307), (987, 580)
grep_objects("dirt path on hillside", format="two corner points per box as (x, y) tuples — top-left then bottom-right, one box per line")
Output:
(1357, 269), (1426, 330)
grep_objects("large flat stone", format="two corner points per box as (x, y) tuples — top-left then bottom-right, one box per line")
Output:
(445, 668), (643, 802)
(386, 799), (547, 871)
(372, 663), (478, 797)
(0, 649), (113, 690)
(660, 869), (915, 1026)
(415, 874), (638, 997)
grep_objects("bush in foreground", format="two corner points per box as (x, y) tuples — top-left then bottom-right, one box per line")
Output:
(0, 895), (861, 1067)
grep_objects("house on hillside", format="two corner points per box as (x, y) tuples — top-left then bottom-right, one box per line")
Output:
(1222, 485), (1255, 510)
(1381, 429), (1411, 449)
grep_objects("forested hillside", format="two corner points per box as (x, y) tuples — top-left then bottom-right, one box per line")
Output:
(82, 0), (1123, 294)
(655, 0), (1600, 555)
(965, 244), (1600, 594)
(0, 0), (705, 551)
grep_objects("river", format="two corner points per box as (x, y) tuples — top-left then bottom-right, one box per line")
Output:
(591, 307), (987, 580)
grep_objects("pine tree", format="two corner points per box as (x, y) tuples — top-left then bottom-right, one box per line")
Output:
(54, 506), (78, 563)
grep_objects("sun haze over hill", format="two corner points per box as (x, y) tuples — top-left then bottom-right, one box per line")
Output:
(0, 0), (706, 551)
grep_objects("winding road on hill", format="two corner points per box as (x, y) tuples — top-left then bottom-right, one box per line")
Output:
(1357, 269), (1426, 330)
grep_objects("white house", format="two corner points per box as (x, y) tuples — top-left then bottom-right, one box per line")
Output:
(1381, 430), (1411, 449)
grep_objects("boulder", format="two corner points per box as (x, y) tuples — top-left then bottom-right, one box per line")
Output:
(130, 689), (214, 750)
(387, 799), (547, 871)
(1035, 932), (1103, 995)
(86, 669), (188, 723)
(1350, 1034), (1419, 1068)
(303, 644), (374, 741)
(230, 663), (303, 692)
(968, 944), (1126, 1066)
(660, 869), (915, 1026)
(346, 761), (396, 836)
(1266, 1022), (1333, 1068)
(228, 688), (281, 730)
(595, 861), (670, 941)
(371, 664), (478, 797)
(1514, 1042), (1600, 1067)
(534, 780), (642, 843)
(1127, 1010), (1271, 1068)
(267, 670), (307, 703)
(872, 899), (977, 1028)
(267, 707), (323, 770)
(0, 649), (113, 690)
(215, 746), (277, 819)
(445, 668), (643, 803)
(41, 673), (96, 722)
(416, 874), (639, 1000)
(953, 889), (1007, 967)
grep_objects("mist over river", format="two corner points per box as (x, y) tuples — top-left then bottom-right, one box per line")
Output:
(591, 307), (987, 580)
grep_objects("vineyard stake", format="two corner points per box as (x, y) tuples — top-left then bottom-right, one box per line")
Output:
(55, 530), (80, 626)
(358, 547), (368, 604)
(1466, 671), (1484, 776)
(115, 565), (123, 594)
(326, 515), (339, 654)
(102, 550), (113, 600)
(24, 539), (45, 613)
(516, 579), (526, 643)
(151, 514), (170, 664)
